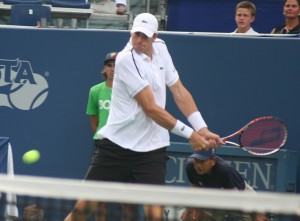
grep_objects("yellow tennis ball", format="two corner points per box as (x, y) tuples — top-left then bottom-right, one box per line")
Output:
(22, 150), (40, 164)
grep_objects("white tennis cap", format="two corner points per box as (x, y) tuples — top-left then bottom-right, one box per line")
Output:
(131, 13), (158, 38)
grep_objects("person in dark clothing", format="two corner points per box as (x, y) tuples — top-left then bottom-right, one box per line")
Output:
(271, 0), (300, 34)
(181, 149), (268, 221)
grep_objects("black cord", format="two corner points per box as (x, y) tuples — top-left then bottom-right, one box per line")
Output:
(131, 49), (143, 79)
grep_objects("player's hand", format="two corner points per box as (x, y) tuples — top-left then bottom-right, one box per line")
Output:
(198, 127), (225, 147)
(188, 132), (209, 151)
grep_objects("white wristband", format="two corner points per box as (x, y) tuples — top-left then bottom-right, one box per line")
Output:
(171, 120), (194, 139)
(188, 111), (207, 132)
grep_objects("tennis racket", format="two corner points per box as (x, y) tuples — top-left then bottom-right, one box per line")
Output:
(223, 116), (287, 156)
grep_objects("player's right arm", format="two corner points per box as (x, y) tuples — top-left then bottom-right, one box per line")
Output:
(134, 86), (210, 151)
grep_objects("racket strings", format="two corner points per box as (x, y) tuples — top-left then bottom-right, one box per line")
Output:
(240, 119), (287, 154)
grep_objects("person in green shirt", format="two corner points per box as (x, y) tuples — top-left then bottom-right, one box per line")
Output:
(86, 52), (117, 141)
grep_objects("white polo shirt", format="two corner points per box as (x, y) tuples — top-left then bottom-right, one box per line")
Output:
(97, 38), (179, 152)
(231, 27), (259, 34)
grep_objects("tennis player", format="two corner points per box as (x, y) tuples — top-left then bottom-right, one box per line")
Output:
(65, 12), (224, 221)
(182, 149), (269, 221)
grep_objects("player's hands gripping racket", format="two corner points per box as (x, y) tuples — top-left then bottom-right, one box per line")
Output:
(222, 116), (287, 156)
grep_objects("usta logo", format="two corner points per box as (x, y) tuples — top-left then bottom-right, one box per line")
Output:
(0, 59), (49, 110)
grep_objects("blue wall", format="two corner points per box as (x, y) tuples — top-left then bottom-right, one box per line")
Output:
(0, 27), (299, 192)
(167, 0), (285, 33)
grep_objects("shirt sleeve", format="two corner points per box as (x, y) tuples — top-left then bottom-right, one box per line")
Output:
(155, 39), (179, 87)
(116, 52), (149, 98)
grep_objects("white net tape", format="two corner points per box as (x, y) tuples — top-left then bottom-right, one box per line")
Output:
(0, 174), (300, 217)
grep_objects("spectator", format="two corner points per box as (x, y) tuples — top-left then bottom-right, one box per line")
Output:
(271, 0), (300, 34)
(116, 0), (127, 15)
(232, 1), (258, 34)
(91, 0), (127, 15)
(86, 52), (117, 138)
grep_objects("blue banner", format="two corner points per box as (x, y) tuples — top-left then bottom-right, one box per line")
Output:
(0, 27), (299, 192)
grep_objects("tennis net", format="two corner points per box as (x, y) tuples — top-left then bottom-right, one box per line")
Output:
(0, 174), (299, 221)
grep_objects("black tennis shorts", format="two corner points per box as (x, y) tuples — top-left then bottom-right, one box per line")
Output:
(84, 139), (169, 185)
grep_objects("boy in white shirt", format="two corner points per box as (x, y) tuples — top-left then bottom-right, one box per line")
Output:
(232, 1), (258, 34)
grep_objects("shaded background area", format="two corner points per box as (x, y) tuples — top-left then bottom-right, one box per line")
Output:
(0, 0), (286, 33)
(167, 0), (284, 33)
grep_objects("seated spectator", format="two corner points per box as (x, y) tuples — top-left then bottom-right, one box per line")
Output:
(232, 1), (258, 34)
(271, 0), (300, 34)
(116, 0), (126, 15)
(91, 0), (127, 15)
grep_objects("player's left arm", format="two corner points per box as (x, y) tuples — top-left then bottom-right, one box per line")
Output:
(168, 79), (198, 117)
